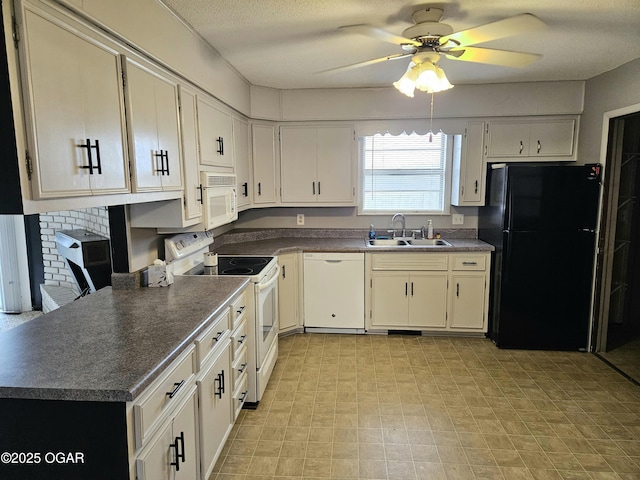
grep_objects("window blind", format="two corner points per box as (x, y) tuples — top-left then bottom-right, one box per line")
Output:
(363, 132), (448, 212)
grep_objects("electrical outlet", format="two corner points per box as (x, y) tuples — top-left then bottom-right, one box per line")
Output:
(452, 214), (464, 225)
(296, 213), (305, 225)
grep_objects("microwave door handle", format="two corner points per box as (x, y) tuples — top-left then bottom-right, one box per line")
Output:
(257, 265), (280, 292)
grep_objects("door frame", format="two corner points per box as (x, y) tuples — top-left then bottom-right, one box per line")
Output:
(592, 102), (640, 352)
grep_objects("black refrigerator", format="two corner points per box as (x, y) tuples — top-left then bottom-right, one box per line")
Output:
(478, 164), (602, 350)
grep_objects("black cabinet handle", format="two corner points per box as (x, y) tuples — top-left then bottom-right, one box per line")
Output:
(154, 151), (165, 175)
(405, 283), (408, 297)
(318, 181), (321, 195)
(282, 265), (286, 279)
(214, 370), (225, 398)
(164, 150), (170, 175)
(239, 391), (248, 403)
(238, 363), (247, 374)
(170, 431), (185, 471)
(242, 182), (248, 197)
(474, 180), (478, 194)
(312, 182), (315, 195)
(456, 283), (460, 297)
(537, 140), (541, 154)
(519, 141), (524, 154)
(411, 282), (414, 296)
(236, 305), (246, 315)
(165, 380), (185, 399)
(258, 182), (262, 196)
(197, 184), (203, 204)
(213, 331), (224, 343)
(216, 136), (224, 155)
(238, 335), (247, 345)
(78, 138), (101, 174)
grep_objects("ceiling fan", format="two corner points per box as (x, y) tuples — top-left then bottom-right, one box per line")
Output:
(327, 7), (547, 96)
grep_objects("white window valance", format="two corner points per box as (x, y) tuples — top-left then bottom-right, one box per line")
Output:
(354, 118), (467, 137)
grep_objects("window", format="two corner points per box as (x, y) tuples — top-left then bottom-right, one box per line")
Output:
(360, 132), (452, 214)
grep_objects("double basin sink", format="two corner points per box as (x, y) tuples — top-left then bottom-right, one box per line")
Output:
(366, 238), (452, 247)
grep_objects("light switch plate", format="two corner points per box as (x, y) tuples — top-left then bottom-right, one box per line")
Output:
(296, 214), (305, 225)
(452, 214), (464, 225)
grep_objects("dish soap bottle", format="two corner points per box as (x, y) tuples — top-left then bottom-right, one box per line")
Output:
(369, 224), (376, 240)
(427, 219), (434, 239)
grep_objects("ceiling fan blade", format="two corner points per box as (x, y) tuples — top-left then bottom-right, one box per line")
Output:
(440, 13), (546, 48)
(445, 47), (541, 67)
(318, 53), (412, 74)
(340, 24), (421, 48)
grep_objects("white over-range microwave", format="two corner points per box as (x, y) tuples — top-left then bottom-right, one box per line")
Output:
(200, 172), (238, 230)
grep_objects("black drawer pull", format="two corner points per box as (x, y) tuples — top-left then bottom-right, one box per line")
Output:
(238, 363), (247, 374)
(165, 380), (185, 399)
(216, 136), (224, 155)
(239, 391), (248, 403)
(213, 331), (224, 343)
(237, 334), (247, 345)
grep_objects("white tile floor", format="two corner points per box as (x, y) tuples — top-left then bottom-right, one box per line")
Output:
(211, 333), (640, 480)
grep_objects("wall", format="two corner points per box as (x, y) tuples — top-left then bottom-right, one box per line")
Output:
(579, 58), (640, 167)
(40, 207), (110, 292)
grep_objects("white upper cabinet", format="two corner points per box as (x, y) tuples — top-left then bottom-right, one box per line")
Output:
(280, 125), (355, 205)
(451, 122), (486, 207)
(177, 85), (203, 222)
(251, 123), (277, 205)
(197, 95), (234, 169)
(485, 118), (577, 160)
(124, 56), (183, 192)
(18, 2), (129, 198)
(233, 116), (252, 209)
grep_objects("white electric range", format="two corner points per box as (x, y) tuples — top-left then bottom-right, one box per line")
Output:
(165, 232), (279, 405)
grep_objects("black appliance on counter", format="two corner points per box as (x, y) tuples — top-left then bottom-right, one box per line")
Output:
(55, 229), (112, 294)
(478, 164), (602, 350)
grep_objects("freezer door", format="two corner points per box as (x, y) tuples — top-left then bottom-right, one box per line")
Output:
(505, 165), (600, 231)
(494, 230), (596, 350)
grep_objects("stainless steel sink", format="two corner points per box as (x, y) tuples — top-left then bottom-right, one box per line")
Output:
(365, 238), (451, 247)
(366, 238), (408, 246)
(406, 238), (452, 246)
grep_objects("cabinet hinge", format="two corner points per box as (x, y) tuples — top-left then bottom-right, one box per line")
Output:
(25, 150), (32, 180)
(121, 69), (126, 88)
(12, 16), (19, 47)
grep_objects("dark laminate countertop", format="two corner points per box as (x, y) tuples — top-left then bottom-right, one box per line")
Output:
(214, 235), (493, 256)
(0, 276), (249, 402)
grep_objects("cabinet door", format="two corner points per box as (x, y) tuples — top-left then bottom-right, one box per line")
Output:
(278, 253), (299, 332)
(252, 124), (277, 204)
(317, 127), (354, 203)
(485, 123), (530, 157)
(126, 58), (181, 192)
(173, 388), (199, 480)
(449, 273), (486, 330)
(371, 273), (409, 327)
(135, 385), (198, 480)
(22, 6), (129, 198)
(529, 120), (575, 157)
(233, 117), (252, 208)
(408, 273), (448, 328)
(452, 122), (485, 206)
(178, 86), (203, 221)
(280, 126), (317, 203)
(198, 343), (233, 480)
(197, 96), (234, 168)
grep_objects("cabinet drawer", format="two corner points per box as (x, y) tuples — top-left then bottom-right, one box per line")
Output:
(231, 346), (248, 392)
(371, 253), (448, 271)
(195, 309), (230, 370)
(230, 290), (248, 330)
(133, 345), (196, 449)
(452, 255), (487, 270)
(230, 318), (248, 360)
(232, 374), (249, 421)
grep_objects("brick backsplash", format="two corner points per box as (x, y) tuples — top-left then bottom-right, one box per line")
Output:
(39, 207), (110, 293)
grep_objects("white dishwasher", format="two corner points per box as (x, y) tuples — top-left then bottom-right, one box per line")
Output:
(303, 252), (365, 333)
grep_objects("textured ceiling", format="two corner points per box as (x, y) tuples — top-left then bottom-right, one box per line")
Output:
(161, 0), (640, 90)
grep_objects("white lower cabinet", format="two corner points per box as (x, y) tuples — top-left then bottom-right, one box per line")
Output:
(278, 252), (301, 333)
(135, 384), (199, 480)
(197, 338), (232, 480)
(366, 252), (490, 334)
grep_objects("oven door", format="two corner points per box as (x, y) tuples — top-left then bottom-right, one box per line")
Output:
(255, 263), (280, 368)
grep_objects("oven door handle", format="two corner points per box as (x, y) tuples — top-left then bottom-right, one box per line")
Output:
(257, 265), (280, 292)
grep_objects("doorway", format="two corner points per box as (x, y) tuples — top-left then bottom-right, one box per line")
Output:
(595, 112), (640, 383)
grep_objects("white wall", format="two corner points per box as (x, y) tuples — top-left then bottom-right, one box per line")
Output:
(579, 58), (640, 166)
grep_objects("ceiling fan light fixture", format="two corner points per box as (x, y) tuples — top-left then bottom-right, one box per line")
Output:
(393, 63), (419, 97)
(394, 61), (453, 97)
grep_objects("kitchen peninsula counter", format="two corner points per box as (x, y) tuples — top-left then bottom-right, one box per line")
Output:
(0, 276), (248, 402)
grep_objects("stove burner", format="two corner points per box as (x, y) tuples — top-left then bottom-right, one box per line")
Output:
(229, 257), (269, 267)
(221, 267), (254, 275)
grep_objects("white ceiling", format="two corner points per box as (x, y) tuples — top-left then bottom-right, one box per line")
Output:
(161, 0), (640, 90)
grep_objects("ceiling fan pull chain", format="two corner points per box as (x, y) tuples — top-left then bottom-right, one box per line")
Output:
(428, 93), (434, 142)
